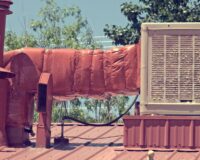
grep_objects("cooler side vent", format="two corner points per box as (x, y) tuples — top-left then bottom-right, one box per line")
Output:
(150, 35), (200, 103)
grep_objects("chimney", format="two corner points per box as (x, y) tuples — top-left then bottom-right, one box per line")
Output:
(0, 0), (12, 67)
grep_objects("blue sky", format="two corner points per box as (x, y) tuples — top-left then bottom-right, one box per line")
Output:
(6, 0), (134, 36)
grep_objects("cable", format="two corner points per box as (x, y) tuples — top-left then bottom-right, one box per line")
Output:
(62, 94), (139, 126)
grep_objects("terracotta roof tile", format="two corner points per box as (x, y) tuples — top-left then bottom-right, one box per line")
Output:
(1, 124), (200, 160)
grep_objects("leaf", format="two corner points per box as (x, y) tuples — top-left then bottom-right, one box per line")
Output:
(104, 0), (199, 45)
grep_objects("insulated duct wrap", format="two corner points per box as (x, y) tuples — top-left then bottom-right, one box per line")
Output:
(4, 44), (140, 99)
(5, 50), (41, 145)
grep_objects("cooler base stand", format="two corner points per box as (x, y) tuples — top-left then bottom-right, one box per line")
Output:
(123, 115), (200, 149)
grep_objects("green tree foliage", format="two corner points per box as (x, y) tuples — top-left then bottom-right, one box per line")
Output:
(30, 0), (100, 49)
(5, 31), (37, 51)
(84, 96), (130, 123)
(102, 96), (130, 122)
(84, 99), (103, 123)
(69, 98), (85, 121)
(5, 0), (101, 50)
(104, 0), (200, 45)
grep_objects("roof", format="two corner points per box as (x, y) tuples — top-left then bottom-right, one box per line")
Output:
(0, 124), (200, 160)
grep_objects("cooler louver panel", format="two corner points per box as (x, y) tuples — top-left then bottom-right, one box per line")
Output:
(150, 35), (200, 103)
(151, 35), (165, 102)
(165, 36), (178, 102)
(180, 36), (193, 101)
(194, 36), (200, 101)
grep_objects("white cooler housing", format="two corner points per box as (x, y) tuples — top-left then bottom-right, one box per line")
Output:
(140, 23), (200, 115)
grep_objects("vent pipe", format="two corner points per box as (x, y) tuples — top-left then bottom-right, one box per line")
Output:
(0, 0), (12, 67)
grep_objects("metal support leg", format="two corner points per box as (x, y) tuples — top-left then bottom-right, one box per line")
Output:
(54, 119), (69, 145)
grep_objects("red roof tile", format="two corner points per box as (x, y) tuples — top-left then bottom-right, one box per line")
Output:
(1, 123), (200, 160)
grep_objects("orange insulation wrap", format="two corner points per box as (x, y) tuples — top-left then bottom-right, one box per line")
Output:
(6, 91), (34, 145)
(103, 49), (114, 92)
(9, 53), (40, 118)
(0, 79), (9, 146)
(74, 49), (93, 94)
(3, 49), (19, 67)
(4, 43), (140, 98)
(105, 48), (126, 93)
(124, 45), (139, 92)
(91, 50), (105, 95)
(10, 53), (40, 91)
(5, 52), (40, 145)
(7, 92), (31, 125)
(44, 49), (76, 95)
(21, 48), (45, 72)
(4, 48), (45, 72)
(6, 126), (29, 146)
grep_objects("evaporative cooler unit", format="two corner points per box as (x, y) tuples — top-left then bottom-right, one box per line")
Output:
(140, 23), (200, 115)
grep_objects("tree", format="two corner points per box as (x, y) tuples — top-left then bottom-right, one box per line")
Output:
(102, 96), (129, 122)
(84, 99), (103, 122)
(113, 96), (129, 116)
(83, 95), (130, 123)
(30, 0), (101, 49)
(69, 98), (86, 122)
(5, 0), (101, 50)
(104, 0), (200, 45)
(5, 31), (37, 51)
